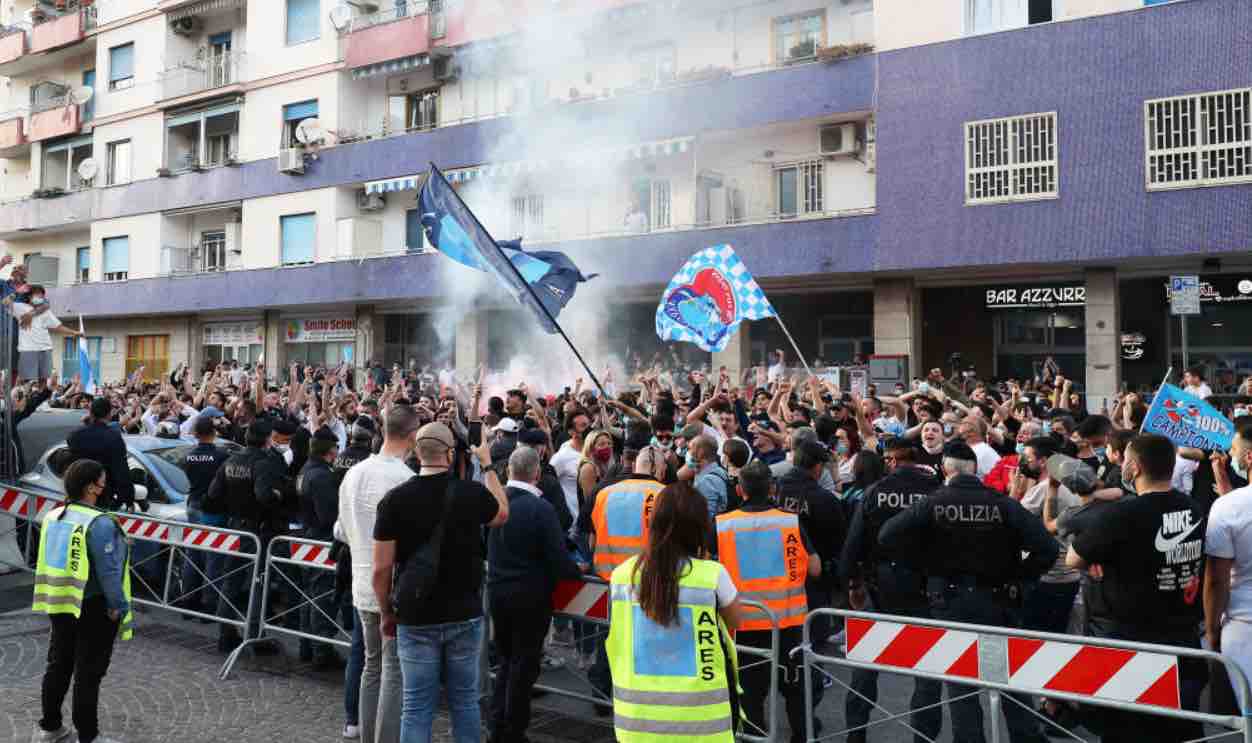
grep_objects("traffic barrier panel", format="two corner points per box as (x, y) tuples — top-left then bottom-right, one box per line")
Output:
(220, 535), (350, 680)
(801, 609), (1252, 743)
(0, 485), (54, 573)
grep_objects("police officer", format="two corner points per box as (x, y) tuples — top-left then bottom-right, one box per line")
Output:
(333, 416), (376, 487)
(298, 428), (344, 668)
(205, 420), (288, 653)
(880, 442), (1057, 743)
(177, 415), (231, 618)
(839, 440), (942, 743)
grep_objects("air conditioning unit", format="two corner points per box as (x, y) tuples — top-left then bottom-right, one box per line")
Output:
(819, 122), (861, 157)
(170, 16), (203, 36)
(278, 147), (305, 174)
(357, 190), (385, 212)
(433, 57), (460, 83)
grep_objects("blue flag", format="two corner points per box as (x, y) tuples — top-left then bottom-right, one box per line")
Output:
(77, 316), (95, 395)
(1143, 383), (1234, 451)
(417, 165), (594, 333)
(655, 244), (777, 352)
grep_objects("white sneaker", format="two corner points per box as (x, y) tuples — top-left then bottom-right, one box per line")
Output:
(342, 724), (360, 739)
(30, 726), (72, 743)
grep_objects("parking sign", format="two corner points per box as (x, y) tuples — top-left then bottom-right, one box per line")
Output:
(1170, 275), (1201, 316)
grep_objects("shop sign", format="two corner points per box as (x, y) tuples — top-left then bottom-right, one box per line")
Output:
(1121, 332), (1146, 361)
(1161, 276), (1252, 305)
(286, 317), (355, 343)
(985, 284), (1086, 309)
(203, 321), (263, 346)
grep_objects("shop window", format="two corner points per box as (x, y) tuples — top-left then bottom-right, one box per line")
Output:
(965, 112), (1058, 204)
(126, 335), (170, 381)
(1146, 87), (1251, 191)
(773, 11), (824, 63)
(103, 236), (129, 282)
(63, 337), (102, 381)
(109, 43), (134, 91)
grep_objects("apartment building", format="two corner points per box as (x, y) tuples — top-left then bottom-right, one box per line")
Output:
(0, 0), (1246, 409)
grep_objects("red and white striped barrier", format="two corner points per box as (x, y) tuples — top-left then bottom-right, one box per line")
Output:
(118, 515), (173, 543)
(1007, 637), (1181, 709)
(0, 488), (59, 522)
(551, 579), (609, 621)
(845, 617), (980, 680)
(288, 541), (335, 567)
(181, 525), (243, 553)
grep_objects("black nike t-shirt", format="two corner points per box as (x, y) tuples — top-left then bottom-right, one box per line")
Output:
(1072, 490), (1204, 637)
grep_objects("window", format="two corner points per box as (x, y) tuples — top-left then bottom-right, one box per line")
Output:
(405, 209), (425, 252)
(42, 135), (93, 191)
(387, 90), (439, 134)
(281, 213), (316, 265)
(106, 139), (131, 185)
(1145, 88), (1251, 191)
(286, 0), (321, 45)
(76, 247), (90, 283)
(965, 0), (1051, 35)
(773, 11), (823, 63)
(633, 43), (676, 87)
(631, 178), (672, 230)
(166, 103), (240, 170)
(109, 43), (135, 91)
(509, 195), (544, 239)
(126, 335), (170, 381)
(200, 230), (227, 271)
(282, 100), (318, 148)
(103, 236), (129, 282)
(965, 112), (1058, 204)
(775, 160), (824, 216)
(63, 336), (101, 382)
(81, 70), (95, 122)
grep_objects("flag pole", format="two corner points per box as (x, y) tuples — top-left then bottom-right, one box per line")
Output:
(774, 316), (813, 378)
(427, 164), (608, 398)
(1140, 366), (1173, 433)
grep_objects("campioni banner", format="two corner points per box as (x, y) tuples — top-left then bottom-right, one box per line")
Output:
(1143, 383), (1234, 451)
(654, 244), (777, 352)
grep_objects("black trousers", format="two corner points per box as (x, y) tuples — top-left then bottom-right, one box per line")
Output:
(40, 596), (120, 743)
(738, 626), (808, 743)
(490, 599), (552, 743)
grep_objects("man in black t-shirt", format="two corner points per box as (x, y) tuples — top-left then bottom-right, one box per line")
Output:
(371, 421), (508, 742)
(1068, 433), (1205, 743)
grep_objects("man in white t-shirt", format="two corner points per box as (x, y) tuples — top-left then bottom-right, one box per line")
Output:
(548, 408), (591, 537)
(767, 349), (786, 384)
(958, 417), (1001, 479)
(8, 285), (78, 383)
(1205, 429), (1252, 708)
(1183, 368), (1213, 400)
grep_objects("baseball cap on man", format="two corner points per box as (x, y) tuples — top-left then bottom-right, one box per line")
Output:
(795, 439), (831, 464)
(495, 418), (520, 435)
(1046, 454), (1097, 495)
(416, 421), (456, 449)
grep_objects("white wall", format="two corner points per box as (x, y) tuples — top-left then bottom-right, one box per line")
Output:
(92, 14), (165, 119)
(0, 229), (90, 286)
(876, 0), (1148, 51)
(240, 186), (343, 268)
(244, 0), (341, 82)
(92, 110), (162, 184)
(237, 71), (338, 161)
(90, 212), (162, 280)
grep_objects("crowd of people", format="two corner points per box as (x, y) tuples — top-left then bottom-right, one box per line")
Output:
(14, 327), (1252, 743)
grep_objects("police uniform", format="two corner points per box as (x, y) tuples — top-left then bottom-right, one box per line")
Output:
(332, 419), (375, 488)
(879, 442), (1057, 743)
(178, 440), (231, 614)
(839, 460), (942, 743)
(297, 429), (342, 665)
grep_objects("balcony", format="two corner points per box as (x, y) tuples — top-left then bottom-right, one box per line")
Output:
(0, 111), (30, 158)
(0, 6), (96, 77)
(159, 51), (246, 105)
(29, 100), (80, 143)
(344, 7), (430, 76)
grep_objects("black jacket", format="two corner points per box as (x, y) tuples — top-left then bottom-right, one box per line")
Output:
(777, 466), (846, 569)
(487, 485), (582, 607)
(298, 458), (339, 540)
(204, 446), (288, 531)
(66, 421), (134, 509)
(840, 464), (941, 582)
(332, 444), (371, 488)
(180, 442), (231, 511)
(538, 463), (574, 534)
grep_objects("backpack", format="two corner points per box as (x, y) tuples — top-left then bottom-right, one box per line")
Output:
(392, 480), (456, 610)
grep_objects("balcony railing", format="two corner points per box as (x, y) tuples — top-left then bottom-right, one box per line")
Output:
(161, 240), (242, 276)
(159, 50), (246, 101)
(29, 5), (95, 54)
(0, 109), (30, 157)
(347, 2), (429, 33)
(29, 100), (80, 142)
(0, 28), (26, 65)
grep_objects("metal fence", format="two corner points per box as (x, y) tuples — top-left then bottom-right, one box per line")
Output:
(798, 608), (1252, 743)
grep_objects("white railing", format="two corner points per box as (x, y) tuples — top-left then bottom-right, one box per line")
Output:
(348, 1), (429, 33)
(159, 50), (245, 100)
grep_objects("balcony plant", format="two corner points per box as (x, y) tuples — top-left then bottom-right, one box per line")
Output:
(675, 65), (731, 84)
(816, 43), (874, 62)
(788, 39), (817, 61)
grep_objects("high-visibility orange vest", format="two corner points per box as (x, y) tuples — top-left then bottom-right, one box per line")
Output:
(716, 508), (808, 630)
(590, 478), (665, 581)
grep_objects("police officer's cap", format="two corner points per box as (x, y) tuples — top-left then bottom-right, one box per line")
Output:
(312, 427), (339, 444)
(518, 428), (548, 447)
(246, 420), (273, 440)
(272, 418), (300, 436)
(350, 415), (377, 443)
(942, 441), (977, 463)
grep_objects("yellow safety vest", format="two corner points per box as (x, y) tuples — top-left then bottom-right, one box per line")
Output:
(32, 503), (134, 641)
(606, 555), (738, 743)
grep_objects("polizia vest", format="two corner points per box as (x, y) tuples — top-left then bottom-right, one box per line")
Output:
(32, 503), (133, 640)
(606, 555), (738, 743)
(716, 508), (808, 630)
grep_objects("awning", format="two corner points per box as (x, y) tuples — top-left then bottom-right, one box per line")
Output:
(167, 0), (246, 21)
(351, 54), (430, 80)
(448, 136), (694, 184)
(365, 173), (426, 195)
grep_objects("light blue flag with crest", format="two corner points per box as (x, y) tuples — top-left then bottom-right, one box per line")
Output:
(654, 244), (777, 353)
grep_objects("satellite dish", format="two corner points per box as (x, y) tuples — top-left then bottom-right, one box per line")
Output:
(69, 86), (94, 105)
(295, 118), (323, 145)
(77, 158), (98, 182)
(328, 4), (352, 31)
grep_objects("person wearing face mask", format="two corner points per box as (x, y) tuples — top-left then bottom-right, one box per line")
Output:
(1016, 439), (1084, 637)
(1073, 415), (1112, 473)
(1068, 434), (1207, 743)
(1204, 428), (1252, 712)
(518, 428), (573, 535)
(9, 285), (80, 385)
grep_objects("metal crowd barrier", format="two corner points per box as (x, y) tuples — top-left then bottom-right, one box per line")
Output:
(220, 535), (348, 680)
(522, 576), (781, 742)
(798, 608), (1252, 743)
(0, 483), (262, 635)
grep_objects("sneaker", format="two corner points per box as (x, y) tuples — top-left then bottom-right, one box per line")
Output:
(30, 726), (72, 743)
(540, 654), (566, 671)
(342, 724), (360, 739)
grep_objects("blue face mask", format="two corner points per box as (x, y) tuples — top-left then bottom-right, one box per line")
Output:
(1094, 446), (1107, 460)
(835, 442), (849, 456)
(942, 423), (954, 436)
(1235, 453), (1248, 480)
(685, 452), (697, 470)
(1015, 442), (1026, 455)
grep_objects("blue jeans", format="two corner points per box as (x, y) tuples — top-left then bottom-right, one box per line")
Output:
(345, 607), (365, 726)
(180, 508), (228, 611)
(396, 617), (484, 743)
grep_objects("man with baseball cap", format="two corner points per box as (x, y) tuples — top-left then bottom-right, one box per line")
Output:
(1017, 439), (1085, 634)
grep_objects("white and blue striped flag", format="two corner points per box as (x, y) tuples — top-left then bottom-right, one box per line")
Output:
(77, 316), (95, 394)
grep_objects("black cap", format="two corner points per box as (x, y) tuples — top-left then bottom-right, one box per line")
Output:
(312, 427), (339, 444)
(795, 439), (831, 464)
(518, 428), (548, 447)
(624, 429), (652, 454)
(246, 420), (273, 439)
(942, 441), (978, 463)
(272, 419), (300, 436)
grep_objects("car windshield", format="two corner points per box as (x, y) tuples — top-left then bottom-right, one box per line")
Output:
(144, 446), (193, 494)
